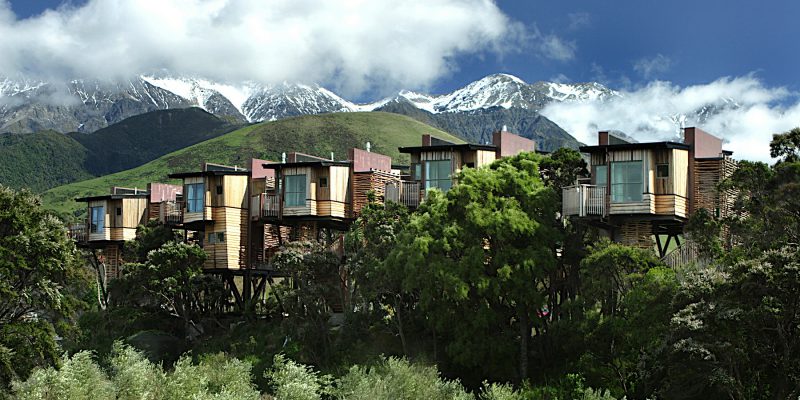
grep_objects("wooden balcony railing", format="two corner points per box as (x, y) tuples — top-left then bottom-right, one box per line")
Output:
(160, 201), (184, 225)
(385, 180), (421, 208)
(562, 185), (607, 217)
(259, 193), (281, 218)
(68, 221), (88, 243)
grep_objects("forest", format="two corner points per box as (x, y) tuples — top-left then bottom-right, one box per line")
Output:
(2, 128), (800, 400)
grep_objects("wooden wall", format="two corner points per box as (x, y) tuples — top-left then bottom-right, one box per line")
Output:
(317, 165), (350, 218)
(203, 207), (248, 270)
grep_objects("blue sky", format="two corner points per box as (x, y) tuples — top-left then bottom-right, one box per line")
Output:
(2, 0), (799, 161)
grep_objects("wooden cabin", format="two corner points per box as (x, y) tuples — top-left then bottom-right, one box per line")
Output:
(562, 128), (736, 256)
(168, 163), (250, 270)
(248, 148), (395, 264)
(71, 187), (149, 280)
(392, 130), (536, 207)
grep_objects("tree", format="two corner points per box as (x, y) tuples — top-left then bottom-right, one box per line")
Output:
(0, 185), (88, 388)
(272, 241), (343, 365)
(658, 245), (800, 399)
(577, 240), (676, 398)
(344, 201), (415, 355)
(770, 127), (800, 163)
(387, 152), (560, 383)
(110, 242), (221, 339)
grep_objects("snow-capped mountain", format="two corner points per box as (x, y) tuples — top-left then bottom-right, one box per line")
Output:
(0, 72), (620, 135)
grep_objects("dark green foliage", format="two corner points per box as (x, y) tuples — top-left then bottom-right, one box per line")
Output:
(0, 131), (93, 192)
(387, 152), (560, 382)
(344, 202), (415, 356)
(0, 186), (89, 388)
(770, 127), (800, 163)
(538, 147), (588, 190)
(111, 242), (223, 339)
(272, 241), (344, 366)
(122, 220), (183, 263)
(661, 246), (800, 399)
(576, 241), (677, 398)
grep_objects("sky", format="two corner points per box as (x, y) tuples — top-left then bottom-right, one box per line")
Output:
(2, 0), (800, 161)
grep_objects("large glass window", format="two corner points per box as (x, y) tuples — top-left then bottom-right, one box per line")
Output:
(611, 161), (643, 202)
(90, 206), (104, 233)
(425, 160), (452, 192)
(594, 165), (607, 187)
(285, 174), (307, 207)
(186, 183), (205, 213)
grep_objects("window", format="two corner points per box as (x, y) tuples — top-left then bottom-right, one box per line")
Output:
(425, 159), (452, 192)
(216, 185), (223, 195)
(186, 183), (204, 213)
(465, 162), (475, 169)
(594, 165), (608, 186)
(284, 174), (306, 207)
(90, 206), (104, 233)
(207, 232), (225, 243)
(611, 161), (643, 202)
(116, 207), (122, 216)
(656, 164), (669, 178)
(319, 177), (328, 188)
(411, 164), (422, 181)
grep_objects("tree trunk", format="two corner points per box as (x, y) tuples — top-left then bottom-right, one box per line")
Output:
(395, 296), (409, 356)
(518, 305), (530, 383)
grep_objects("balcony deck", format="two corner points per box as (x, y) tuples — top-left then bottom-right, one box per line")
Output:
(562, 185), (607, 217)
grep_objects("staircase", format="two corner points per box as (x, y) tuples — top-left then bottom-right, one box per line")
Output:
(661, 240), (709, 268)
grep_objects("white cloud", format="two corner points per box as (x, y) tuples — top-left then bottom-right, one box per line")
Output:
(633, 54), (672, 79)
(540, 76), (800, 162)
(567, 12), (590, 30)
(0, 0), (526, 96)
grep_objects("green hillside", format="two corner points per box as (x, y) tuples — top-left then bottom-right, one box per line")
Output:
(42, 112), (461, 217)
(0, 108), (239, 193)
(0, 130), (94, 192)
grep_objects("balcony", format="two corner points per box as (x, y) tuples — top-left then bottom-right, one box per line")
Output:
(384, 180), (421, 208)
(562, 184), (607, 217)
(160, 201), (183, 225)
(68, 221), (88, 243)
(255, 193), (281, 218)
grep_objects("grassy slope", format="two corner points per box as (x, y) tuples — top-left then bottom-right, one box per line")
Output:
(0, 131), (94, 192)
(42, 112), (461, 217)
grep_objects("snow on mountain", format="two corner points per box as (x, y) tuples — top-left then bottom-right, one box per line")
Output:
(353, 73), (619, 115)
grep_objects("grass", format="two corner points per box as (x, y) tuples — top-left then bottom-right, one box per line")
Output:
(42, 112), (461, 217)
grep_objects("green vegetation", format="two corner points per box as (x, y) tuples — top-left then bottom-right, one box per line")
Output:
(0, 108), (236, 193)
(0, 130), (94, 192)
(0, 186), (91, 388)
(41, 112), (460, 217)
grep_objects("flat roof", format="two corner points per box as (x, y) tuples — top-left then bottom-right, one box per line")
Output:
(168, 170), (251, 179)
(579, 141), (691, 152)
(399, 143), (497, 153)
(262, 160), (352, 169)
(75, 193), (149, 202)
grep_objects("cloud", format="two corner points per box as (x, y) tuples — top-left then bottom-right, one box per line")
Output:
(567, 12), (590, 30)
(540, 75), (800, 162)
(522, 24), (576, 62)
(633, 54), (672, 79)
(0, 0), (526, 96)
